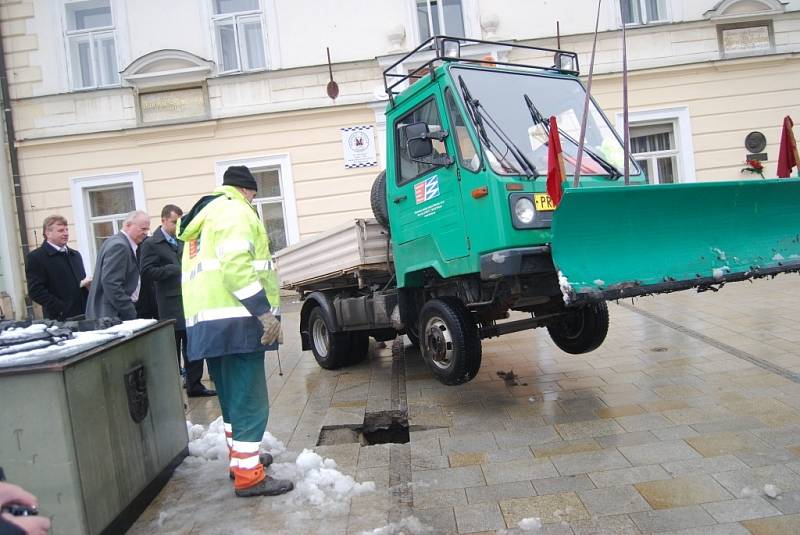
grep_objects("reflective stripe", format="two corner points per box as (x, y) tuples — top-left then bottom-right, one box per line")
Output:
(216, 240), (254, 259)
(238, 455), (260, 470)
(223, 422), (232, 433)
(252, 259), (275, 272)
(186, 306), (251, 327)
(271, 307), (280, 316)
(185, 259), (221, 282)
(232, 440), (260, 453)
(229, 458), (238, 468)
(233, 281), (263, 300)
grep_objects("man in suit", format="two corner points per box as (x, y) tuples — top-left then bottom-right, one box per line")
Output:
(86, 210), (150, 321)
(141, 205), (216, 398)
(26, 215), (90, 321)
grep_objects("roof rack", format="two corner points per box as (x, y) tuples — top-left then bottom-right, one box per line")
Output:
(382, 36), (579, 104)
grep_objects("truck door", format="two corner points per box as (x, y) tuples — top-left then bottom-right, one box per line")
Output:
(389, 93), (469, 263)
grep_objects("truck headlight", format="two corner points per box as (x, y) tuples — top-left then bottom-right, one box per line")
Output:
(514, 197), (535, 225)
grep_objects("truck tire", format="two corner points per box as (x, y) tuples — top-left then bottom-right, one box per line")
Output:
(308, 307), (369, 369)
(547, 302), (609, 354)
(371, 171), (389, 229)
(419, 297), (482, 385)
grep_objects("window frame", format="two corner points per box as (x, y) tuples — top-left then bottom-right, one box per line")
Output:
(210, 0), (270, 74)
(213, 154), (299, 249)
(620, 0), (671, 27)
(616, 107), (696, 184)
(394, 95), (449, 187)
(443, 87), (481, 173)
(62, 0), (120, 90)
(407, 0), (478, 46)
(69, 171), (147, 273)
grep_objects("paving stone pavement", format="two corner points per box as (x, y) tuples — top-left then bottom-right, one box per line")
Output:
(129, 277), (800, 534)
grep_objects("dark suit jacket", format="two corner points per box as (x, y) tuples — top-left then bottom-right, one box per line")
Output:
(86, 232), (140, 320)
(140, 227), (184, 330)
(25, 242), (88, 321)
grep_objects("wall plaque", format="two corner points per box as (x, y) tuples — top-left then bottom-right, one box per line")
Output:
(139, 87), (207, 124)
(721, 25), (770, 54)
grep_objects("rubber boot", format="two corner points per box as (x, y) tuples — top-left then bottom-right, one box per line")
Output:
(235, 476), (294, 497)
(230, 452), (274, 480)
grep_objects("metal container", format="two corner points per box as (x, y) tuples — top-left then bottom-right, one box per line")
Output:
(0, 321), (188, 535)
(274, 218), (391, 290)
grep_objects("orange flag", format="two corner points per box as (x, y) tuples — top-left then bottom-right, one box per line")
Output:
(547, 116), (566, 206)
(777, 115), (799, 178)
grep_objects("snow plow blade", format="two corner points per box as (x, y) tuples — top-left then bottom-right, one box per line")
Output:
(550, 178), (800, 304)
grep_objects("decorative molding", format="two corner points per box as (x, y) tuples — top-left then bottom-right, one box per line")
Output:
(480, 13), (500, 40)
(121, 49), (214, 90)
(704, 0), (786, 21)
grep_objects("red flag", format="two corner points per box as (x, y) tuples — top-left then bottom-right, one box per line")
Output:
(777, 115), (799, 178)
(547, 116), (566, 206)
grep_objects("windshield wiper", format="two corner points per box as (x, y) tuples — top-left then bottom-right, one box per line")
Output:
(523, 93), (622, 179)
(459, 76), (539, 179)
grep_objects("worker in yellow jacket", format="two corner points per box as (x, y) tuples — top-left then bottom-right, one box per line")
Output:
(178, 165), (293, 498)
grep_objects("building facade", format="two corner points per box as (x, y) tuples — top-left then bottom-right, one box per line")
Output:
(0, 0), (798, 318)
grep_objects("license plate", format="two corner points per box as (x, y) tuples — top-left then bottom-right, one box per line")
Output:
(534, 193), (555, 212)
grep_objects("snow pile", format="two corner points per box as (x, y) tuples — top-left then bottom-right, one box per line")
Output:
(740, 485), (782, 499)
(558, 271), (572, 304)
(358, 516), (434, 535)
(712, 266), (730, 280)
(186, 416), (286, 461)
(269, 449), (375, 513)
(712, 247), (727, 261)
(518, 517), (542, 531)
(773, 253), (785, 262)
(764, 484), (781, 498)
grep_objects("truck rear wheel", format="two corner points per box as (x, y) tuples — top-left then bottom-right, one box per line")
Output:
(419, 297), (481, 385)
(547, 302), (609, 354)
(309, 307), (369, 369)
(370, 171), (389, 229)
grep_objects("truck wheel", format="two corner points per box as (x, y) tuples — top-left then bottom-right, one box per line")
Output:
(547, 302), (609, 354)
(419, 297), (481, 385)
(308, 307), (369, 369)
(370, 171), (389, 229)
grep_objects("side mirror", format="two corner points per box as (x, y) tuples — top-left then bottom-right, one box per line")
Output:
(405, 122), (434, 158)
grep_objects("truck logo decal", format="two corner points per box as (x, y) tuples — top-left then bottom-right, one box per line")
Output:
(414, 175), (440, 204)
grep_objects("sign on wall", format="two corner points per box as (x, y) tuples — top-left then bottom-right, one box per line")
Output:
(139, 87), (207, 124)
(341, 125), (377, 168)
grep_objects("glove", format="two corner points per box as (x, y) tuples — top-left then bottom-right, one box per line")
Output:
(258, 312), (281, 346)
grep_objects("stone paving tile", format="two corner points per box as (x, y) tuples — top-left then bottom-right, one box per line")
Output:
(532, 474), (596, 495)
(742, 514), (800, 535)
(770, 488), (800, 514)
(652, 425), (701, 440)
(629, 505), (716, 533)
(689, 416), (768, 434)
(411, 465), (485, 491)
(453, 501), (506, 533)
(711, 464), (800, 494)
(634, 475), (733, 509)
(531, 439), (602, 458)
(412, 487), (467, 510)
(735, 447), (800, 468)
(588, 464), (671, 488)
(578, 485), (652, 516)
(661, 454), (749, 476)
(412, 506), (457, 534)
(485, 447), (534, 464)
(596, 404), (646, 418)
(492, 426), (562, 449)
(615, 413), (675, 432)
(498, 492), (590, 525)
(661, 407), (735, 426)
(701, 496), (781, 523)
(449, 452), (487, 467)
(619, 440), (702, 465)
(440, 432), (498, 455)
(658, 523), (751, 535)
(481, 457), (559, 486)
(595, 430), (661, 448)
(357, 444), (391, 469)
(684, 431), (767, 457)
(312, 443), (361, 470)
(551, 449), (632, 476)
(569, 514), (642, 535)
(751, 426), (800, 448)
(465, 481), (536, 505)
(554, 419), (627, 441)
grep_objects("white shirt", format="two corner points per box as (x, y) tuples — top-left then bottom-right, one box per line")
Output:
(121, 230), (141, 303)
(46, 241), (67, 253)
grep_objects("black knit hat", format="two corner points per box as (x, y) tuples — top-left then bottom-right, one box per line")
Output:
(223, 165), (258, 191)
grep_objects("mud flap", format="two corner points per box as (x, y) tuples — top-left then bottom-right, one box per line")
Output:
(550, 178), (800, 303)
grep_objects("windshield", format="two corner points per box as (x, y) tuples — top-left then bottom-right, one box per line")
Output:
(452, 66), (638, 177)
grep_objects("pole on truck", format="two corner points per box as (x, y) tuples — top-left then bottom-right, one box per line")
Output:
(573, 0), (602, 188)
(620, 1), (631, 184)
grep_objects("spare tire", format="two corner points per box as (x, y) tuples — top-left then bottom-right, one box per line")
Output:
(370, 171), (389, 229)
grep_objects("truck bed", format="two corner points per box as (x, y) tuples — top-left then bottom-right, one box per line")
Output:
(274, 218), (392, 291)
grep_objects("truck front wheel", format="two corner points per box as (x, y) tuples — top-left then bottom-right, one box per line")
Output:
(547, 302), (609, 354)
(419, 297), (482, 385)
(309, 307), (369, 369)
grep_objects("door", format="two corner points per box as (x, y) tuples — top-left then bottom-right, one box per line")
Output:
(389, 92), (468, 264)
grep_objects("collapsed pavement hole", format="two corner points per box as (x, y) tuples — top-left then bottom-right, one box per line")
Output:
(316, 410), (410, 446)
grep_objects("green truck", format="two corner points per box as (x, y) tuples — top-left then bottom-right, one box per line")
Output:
(275, 36), (800, 385)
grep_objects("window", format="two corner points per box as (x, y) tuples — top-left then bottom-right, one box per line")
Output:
(86, 185), (135, 252)
(444, 88), (479, 172)
(417, 0), (465, 42)
(214, 155), (299, 250)
(621, 0), (669, 25)
(65, 0), (119, 89)
(212, 0), (267, 73)
(396, 98), (448, 185)
(630, 124), (678, 184)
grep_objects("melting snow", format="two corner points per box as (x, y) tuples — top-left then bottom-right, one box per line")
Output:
(558, 271), (572, 304)
(773, 253), (785, 261)
(764, 484), (781, 498)
(740, 486), (758, 498)
(712, 247), (727, 261)
(518, 517), (543, 531)
(592, 279), (605, 286)
(358, 516), (434, 535)
(712, 266), (730, 280)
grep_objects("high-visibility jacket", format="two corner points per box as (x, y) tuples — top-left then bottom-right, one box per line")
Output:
(177, 185), (280, 360)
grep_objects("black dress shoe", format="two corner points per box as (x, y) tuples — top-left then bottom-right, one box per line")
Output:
(187, 388), (217, 397)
